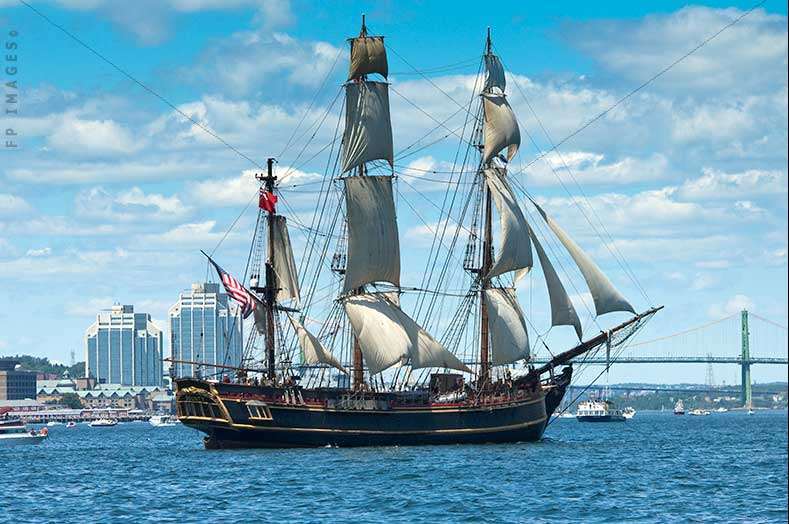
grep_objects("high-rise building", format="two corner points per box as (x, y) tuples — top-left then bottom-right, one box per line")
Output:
(0, 359), (37, 400)
(168, 283), (243, 379)
(85, 305), (163, 386)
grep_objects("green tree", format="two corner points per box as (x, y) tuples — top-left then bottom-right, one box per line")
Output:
(60, 393), (83, 409)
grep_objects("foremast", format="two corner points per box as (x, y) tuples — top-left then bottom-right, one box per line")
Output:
(256, 158), (278, 381)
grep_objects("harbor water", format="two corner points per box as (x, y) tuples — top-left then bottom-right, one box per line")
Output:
(3, 410), (787, 523)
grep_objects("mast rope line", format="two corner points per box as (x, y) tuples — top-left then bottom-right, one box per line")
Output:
(513, 0), (768, 173)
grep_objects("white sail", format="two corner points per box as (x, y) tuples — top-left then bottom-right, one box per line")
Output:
(288, 315), (346, 374)
(271, 215), (300, 303)
(349, 36), (388, 79)
(482, 94), (520, 164)
(341, 81), (394, 173)
(484, 167), (532, 279)
(528, 225), (582, 339)
(484, 288), (530, 365)
(531, 201), (635, 315)
(344, 294), (471, 375)
(343, 175), (400, 293)
(484, 54), (505, 93)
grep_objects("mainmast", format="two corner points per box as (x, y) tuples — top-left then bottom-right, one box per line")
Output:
(257, 158), (278, 381)
(478, 28), (495, 387)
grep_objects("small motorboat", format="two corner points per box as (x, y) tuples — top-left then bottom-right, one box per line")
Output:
(149, 414), (176, 427)
(623, 407), (636, 419)
(89, 418), (118, 427)
(46, 421), (62, 427)
(0, 418), (48, 445)
(688, 408), (711, 416)
(66, 421), (77, 428)
(715, 407), (728, 413)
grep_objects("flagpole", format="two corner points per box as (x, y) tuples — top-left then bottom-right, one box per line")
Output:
(257, 158), (278, 383)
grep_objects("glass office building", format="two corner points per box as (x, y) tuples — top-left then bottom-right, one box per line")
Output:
(85, 305), (164, 386)
(169, 283), (243, 379)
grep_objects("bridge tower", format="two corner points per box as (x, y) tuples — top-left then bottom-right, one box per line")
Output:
(741, 309), (752, 408)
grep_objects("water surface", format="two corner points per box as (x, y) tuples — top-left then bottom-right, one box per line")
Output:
(3, 411), (787, 523)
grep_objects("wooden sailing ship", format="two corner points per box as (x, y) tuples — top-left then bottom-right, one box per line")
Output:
(173, 18), (660, 449)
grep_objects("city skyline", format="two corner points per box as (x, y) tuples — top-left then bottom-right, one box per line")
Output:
(0, 1), (786, 386)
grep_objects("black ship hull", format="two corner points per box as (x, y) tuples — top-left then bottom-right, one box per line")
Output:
(175, 367), (572, 449)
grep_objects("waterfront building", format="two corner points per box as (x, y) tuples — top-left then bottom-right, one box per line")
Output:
(85, 305), (163, 386)
(0, 359), (37, 400)
(168, 283), (243, 379)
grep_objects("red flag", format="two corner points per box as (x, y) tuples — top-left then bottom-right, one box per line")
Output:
(259, 190), (278, 213)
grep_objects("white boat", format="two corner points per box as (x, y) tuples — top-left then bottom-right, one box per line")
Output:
(576, 399), (626, 422)
(674, 399), (685, 415)
(622, 407), (636, 419)
(715, 407), (728, 413)
(66, 421), (77, 428)
(89, 418), (118, 427)
(0, 418), (48, 445)
(688, 408), (711, 416)
(747, 409), (755, 416)
(46, 421), (62, 427)
(149, 414), (176, 427)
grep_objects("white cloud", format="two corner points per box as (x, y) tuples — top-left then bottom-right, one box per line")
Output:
(565, 7), (788, 95)
(0, 193), (32, 216)
(26, 247), (52, 257)
(75, 186), (190, 222)
(708, 294), (755, 319)
(138, 220), (237, 247)
(678, 168), (788, 200)
(48, 115), (141, 157)
(53, 0), (293, 45)
(190, 167), (321, 207)
(526, 151), (668, 187)
(189, 31), (341, 95)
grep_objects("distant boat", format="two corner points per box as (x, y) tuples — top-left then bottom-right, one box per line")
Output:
(674, 399), (685, 415)
(623, 407), (636, 419)
(66, 421), (77, 428)
(46, 421), (62, 427)
(89, 419), (118, 427)
(747, 409), (755, 416)
(149, 415), (176, 427)
(688, 408), (711, 416)
(0, 418), (48, 445)
(715, 407), (728, 413)
(576, 399), (626, 422)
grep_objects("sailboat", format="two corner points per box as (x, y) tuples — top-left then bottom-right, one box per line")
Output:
(173, 18), (660, 449)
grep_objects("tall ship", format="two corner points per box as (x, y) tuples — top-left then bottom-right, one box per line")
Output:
(173, 18), (660, 448)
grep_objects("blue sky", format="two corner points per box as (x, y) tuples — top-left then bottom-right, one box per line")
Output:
(0, 0), (786, 385)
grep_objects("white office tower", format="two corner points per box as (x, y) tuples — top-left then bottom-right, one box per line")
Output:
(85, 304), (164, 386)
(169, 283), (244, 379)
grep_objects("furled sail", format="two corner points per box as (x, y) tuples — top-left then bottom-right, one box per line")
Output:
(341, 81), (394, 173)
(484, 54), (505, 93)
(484, 167), (532, 279)
(271, 215), (300, 303)
(344, 294), (471, 375)
(288, 315), (346, 374)
(482, 94), (520, 164)
(349, 36), (388, 79)
(531, 201), (635, 315)
(484, 288), (530, 365)
(343, 176), (400, 293)
(528, 225), (582, 339)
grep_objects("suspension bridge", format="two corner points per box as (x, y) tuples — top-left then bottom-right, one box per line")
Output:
(532, 310), (788, 407)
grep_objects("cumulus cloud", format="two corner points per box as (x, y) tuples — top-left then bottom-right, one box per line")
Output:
(564, 6), (788, 95)
(677, 168), (788, 200)
(53, 0), (293, 45)
(190, 167), (321, 207)
(0, 193), (32, 216)
(47, 115), (141, 157)
(75, 186), (190, 222)
(708, 294), (755, 319)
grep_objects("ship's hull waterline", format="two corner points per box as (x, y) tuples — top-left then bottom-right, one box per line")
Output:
(175, 372), (571, 449)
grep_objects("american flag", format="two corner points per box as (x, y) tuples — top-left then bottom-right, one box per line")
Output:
(203, 252), (257, 318)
